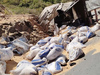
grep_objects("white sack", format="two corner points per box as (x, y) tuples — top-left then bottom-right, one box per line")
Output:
(0, 47), (14, 61)
(19, 65), (38, 75)
(78, 26), (90, 32)
(69, 48), (83, 62)
(49, 37), (59, 44)
(31, 58), (48, 67)
(56, 54), (67, 65)
(12, 39), (30, 53)
(60, 25), (66, 30)
(54, 24), (59, 35)
(30, 45), (39, 51)
(42, 69), (52, 75)
(10, 60), (35, 75)
(45, 61), (62, 74)
(86, 31), (95, 38)
(78, 36), (88, 43)
(66, 41), (86, 52)
(38, 49), (50, 59)
(46, 47), (63, 61)
(37, 39), (48, 47)
(90, 23), (100, 32)
(26, 48), (41, 60)
(0, 61), (6, 75)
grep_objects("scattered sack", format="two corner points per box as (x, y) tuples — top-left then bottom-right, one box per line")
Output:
(78, 32), (87, 37)
(45, 61), (62, 74)
(40, 42), (51, 50)
(56, 54), (67, 65)
(54, 24), (59, 35)
(42, 69), (52, 75)
(48, 43), (64, 50)
(39, 49), (50, 59)
(62, 41), (69, 49)
(69, 35), (76, 41)
(90, 23), (100, 32)
(0, 47), (14, 61)
(17, 35), (29, 43)
(0, 61), (6, 75)
(0, 44), (5, 49)
(60, 25), (66, 30)
(46, 47), (63, 61)
(37, 40), (48, 47)
(78, 36), (88, 44)
(43, 37), (52, 42)
(30, 45), (39, 51)
(11, 60), (37, 75)
(49, 37), (59, 44)
(37, 37), (51, 47)
(12, 39), (30, 53)
(31, 58), (48, 67)
(78, 26), (90, 32)
(86, 31), (95, 38)
(19, 65), (38, 75)
(26, 48), (41, 60)
(66, 41), (86, 52)
(69, 48), (83, 62)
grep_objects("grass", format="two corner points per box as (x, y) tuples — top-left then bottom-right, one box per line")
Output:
(3, 4), (42, 15)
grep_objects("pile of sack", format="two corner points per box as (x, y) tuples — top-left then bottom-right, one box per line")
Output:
(0, 23), (99, 75)
(0, 34), (32, 75)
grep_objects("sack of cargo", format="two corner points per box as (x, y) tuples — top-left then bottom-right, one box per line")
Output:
(69, 35), (76, 41)
(62, 33), (70, 42)
(66, 41), (86, 52)
(0, 47), (14, 61)
(62, 41), (69, 49)
(78, 26), (90, 32)
(54, 24), (59, 35)
(31, 58), (48, 67)
(0, 61), (6, 75)
(78, 36), (88, 43)
(45, 61), (62, 74)
(40, 42), (51, 50)
(37, 40), (48, 47)
(78, 32), (87, 37)
(69, 48), (83, 62)
(39, 49), (50, 59)
(46, 47), (63, 61)
(0, 44), (5, 49)
(42, 69), (52, 75)
(43, 37), (52, 42)
(12, 39), (30, 53)
(17, 35), (28, 43)
(19, 65), (38, 75)
(49, 37), (59, 44)
(11, 60), (37, 75)
(56, 54), (67, 65)
(60, 25), (66, 30)
(30, 45), (40, 51)
(86, 31), (95, 38)
(90, 23), (100, 32)
(26, 48), (41, 60)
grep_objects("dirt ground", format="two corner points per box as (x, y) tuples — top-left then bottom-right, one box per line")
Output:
(1, 10), (100, 75)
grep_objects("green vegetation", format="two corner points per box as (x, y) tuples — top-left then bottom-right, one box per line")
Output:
(0, 0), (72, 15)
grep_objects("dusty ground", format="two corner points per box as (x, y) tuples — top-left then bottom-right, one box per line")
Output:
(0, 11), (100, 75)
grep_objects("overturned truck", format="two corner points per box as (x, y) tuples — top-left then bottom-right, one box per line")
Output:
(38, 0), (93, 35)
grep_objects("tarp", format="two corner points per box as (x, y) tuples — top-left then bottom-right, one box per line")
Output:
(86, 0), (100, 11)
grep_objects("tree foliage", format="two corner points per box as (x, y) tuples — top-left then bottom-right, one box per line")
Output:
(0, 0), (72, 14)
